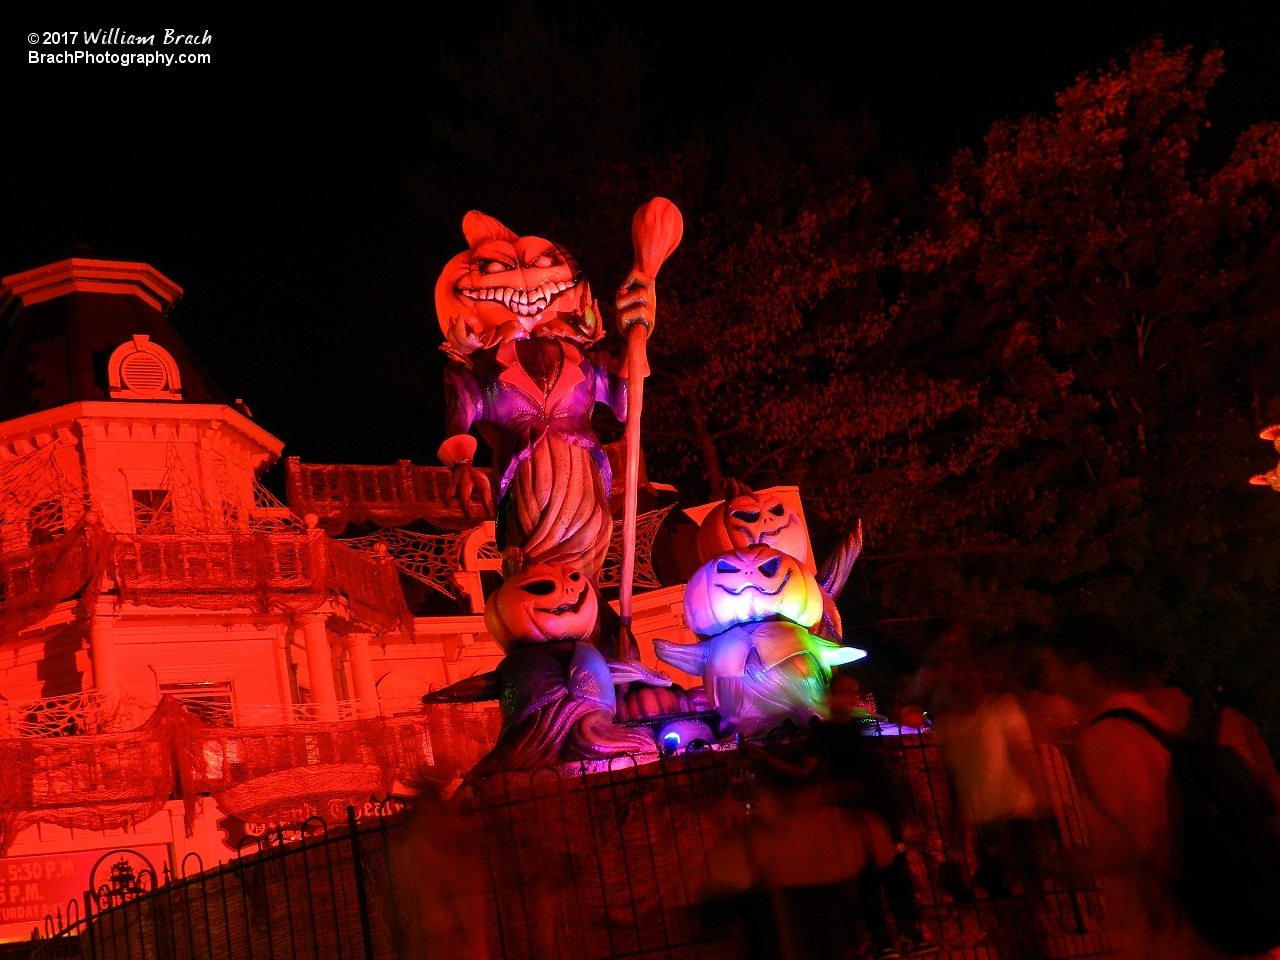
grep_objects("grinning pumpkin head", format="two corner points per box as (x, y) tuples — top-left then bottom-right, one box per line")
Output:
(436, 211), (598, 357)
(696, 490), (809, 566)
(683, 545), (823, 637)
(485, 556), (599, 651)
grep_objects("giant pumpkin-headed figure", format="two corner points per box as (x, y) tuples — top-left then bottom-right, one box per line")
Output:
(424, 550), (669, 777)
(435, 211), (654, 583)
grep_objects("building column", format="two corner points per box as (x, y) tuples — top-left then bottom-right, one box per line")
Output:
(89, 597), (120, 694)
(297, 614), (340, 721)
(274, 628), (296, 724)
(347, 635), (380, 718)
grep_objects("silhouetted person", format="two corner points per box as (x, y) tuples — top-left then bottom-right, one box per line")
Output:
(1038, 614), (1223, 960)
(751, 674), (932, 958)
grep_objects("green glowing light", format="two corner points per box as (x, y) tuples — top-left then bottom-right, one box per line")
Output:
(820, 646), (867, 666)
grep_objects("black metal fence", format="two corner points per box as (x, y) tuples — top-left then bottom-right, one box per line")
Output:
(28, 806), (411, 960)
(22, 723), (1119, 960)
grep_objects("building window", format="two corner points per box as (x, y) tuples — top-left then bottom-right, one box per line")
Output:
(160, 681), (234, 726)
(132, 489), (175, 533)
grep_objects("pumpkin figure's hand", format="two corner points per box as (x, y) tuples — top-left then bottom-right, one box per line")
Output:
(448, 463), (494, 521)
(607, 660), (672, 687)
(616, 268), (656, 336)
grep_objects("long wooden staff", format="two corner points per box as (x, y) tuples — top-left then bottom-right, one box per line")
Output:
(619, 198), (683, 657)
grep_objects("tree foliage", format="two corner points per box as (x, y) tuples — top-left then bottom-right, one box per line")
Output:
(883, 40), (1280, 734)
(405, 20), (1280, 743)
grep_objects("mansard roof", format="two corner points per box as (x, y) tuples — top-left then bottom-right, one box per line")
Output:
(0, 258), (229, 423)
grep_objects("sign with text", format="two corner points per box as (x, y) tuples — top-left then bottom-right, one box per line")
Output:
(0, 845), (169, 941)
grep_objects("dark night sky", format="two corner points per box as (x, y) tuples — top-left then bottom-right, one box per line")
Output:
(5, 5), (1280, 479)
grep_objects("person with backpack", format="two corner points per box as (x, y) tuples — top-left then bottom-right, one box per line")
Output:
(747, 674), (934, 959)
(1039, 614), (1280, 959)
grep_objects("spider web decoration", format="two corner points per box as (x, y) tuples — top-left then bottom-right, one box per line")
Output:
(344, 527), (477, 598)
(250, 479), (306, 533)
(0, 446), (86, 554)
(134, 443), (207, 533)
(596, 504), (674, 590)
(0, 687), (151, 738)
(207, 454), (254, 532)
(345, 507), (673, 597)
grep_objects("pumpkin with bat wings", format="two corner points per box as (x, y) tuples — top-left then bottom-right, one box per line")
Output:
(655, 545), (866, 737)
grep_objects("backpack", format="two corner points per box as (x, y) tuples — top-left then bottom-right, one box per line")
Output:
(1091, 708), (1280, 957)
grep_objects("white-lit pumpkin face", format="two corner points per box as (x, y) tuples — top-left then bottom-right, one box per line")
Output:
(696, 492), (808, 565)
(485, 560), (598, 651)
(684, 545), (823, 637)
(435, 211), (594, 355)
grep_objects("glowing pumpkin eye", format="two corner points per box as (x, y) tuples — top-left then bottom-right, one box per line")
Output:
(731, 510), (760, 524)
(519, 580), (557, 596)
(483, 261), (511, 274)
(532, 254), (554, 268)
(715, 560), (741, 574)
(769, 503), (786, 517)
(758, 556), (782, 578)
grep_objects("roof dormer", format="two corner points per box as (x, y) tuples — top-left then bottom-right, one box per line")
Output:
(0, 257), (228, 421)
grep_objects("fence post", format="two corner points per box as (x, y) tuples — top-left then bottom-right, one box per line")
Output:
(348, 805), (376, 960)
(83, 890), (94, 960)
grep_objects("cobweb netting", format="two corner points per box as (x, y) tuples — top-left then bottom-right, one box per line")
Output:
(343, 527), (482, 599)
(596, 504), (672, 589)
(0, 696), (502, 852)
(0, 520), (110, 639)
(0, 443), (413, 637)
(0, 445), (88, 552)
(111, 532), (413, 633)
(342, 505), (673, 600)
(0, 687), (152, 738)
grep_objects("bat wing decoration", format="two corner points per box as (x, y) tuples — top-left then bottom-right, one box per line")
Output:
(422, 672), (501, 704)
(813, 519), (863, 644)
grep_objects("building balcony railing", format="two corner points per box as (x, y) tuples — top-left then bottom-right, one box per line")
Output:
(0, 521), (413, 643)
(285, 456), (492, 535)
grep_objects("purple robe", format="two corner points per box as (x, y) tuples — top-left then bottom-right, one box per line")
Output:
(443, 338), (629, 502)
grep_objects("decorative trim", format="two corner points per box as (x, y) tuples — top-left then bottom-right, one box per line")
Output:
(0, 258), (182, 319)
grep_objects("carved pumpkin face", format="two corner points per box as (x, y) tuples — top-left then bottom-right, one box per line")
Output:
(683, 545), (823, 637)
(696, 491), (809, 565)
(436, 211), (594, 356)
(485, 559), (599, 651)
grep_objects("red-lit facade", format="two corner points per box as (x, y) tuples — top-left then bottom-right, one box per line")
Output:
(0, 258), (742, 937)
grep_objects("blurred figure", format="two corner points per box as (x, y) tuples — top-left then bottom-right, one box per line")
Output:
(910, 620), (1041, 903)
(1215, 701), (1280, 817)
(401, 792), (494, 959)
(1038, 614), (1223, 960)
(1139, 653), (1280, 823)
(749, 674), (932, 958)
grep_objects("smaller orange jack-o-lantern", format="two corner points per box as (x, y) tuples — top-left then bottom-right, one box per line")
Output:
(436, 211), (598, 356)
(683, 545), (823, 638)
(697, 490), (810, 566)
(485, 556), (599, 651)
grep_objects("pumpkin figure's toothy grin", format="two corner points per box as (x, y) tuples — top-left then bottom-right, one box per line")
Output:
(458, 276), (579, 318)
(714, 570), (793, 597)
(729, 514), (796, 545)
(538, 589), (589, 617)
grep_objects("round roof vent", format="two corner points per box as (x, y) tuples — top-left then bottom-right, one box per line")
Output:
(107, 334), (182, 401)
(120, 352), (168, 395)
